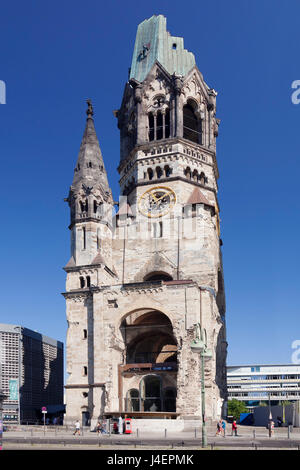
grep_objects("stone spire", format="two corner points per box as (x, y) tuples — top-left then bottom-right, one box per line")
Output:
(72, 99), (111, 198)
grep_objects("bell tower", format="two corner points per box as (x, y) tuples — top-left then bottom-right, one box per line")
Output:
(63, 16), (227, 428)
(112, 14), (227, 421)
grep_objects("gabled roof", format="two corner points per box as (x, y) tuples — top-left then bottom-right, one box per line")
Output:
(186, 187), (214, 207)
(91, 252), (106, 265)
(116, 201), (134, 217)
(64, 256), (76, 269)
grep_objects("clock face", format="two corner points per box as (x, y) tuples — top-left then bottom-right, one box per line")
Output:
(138, 186), (176, 218)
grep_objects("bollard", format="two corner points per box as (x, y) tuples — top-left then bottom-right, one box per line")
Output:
(253, 430), (255, 439)
(194, 428), (197, 438)
(288, 425), (290, 439)
(137, 428), (139, 438)
(211, 443), (214, 450)
(165, 428), (167, 438)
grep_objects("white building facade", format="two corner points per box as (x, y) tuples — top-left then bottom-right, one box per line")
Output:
(227, 364), (300, 410)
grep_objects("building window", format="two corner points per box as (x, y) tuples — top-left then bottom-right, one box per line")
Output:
(156, 167), (163, 179)
(149, 113), (154, 141)
(147, 168), (154, 180)
(183, 103), (202, 144)
(82, 226), (86, 250)
(83, 329), (87, 339)
(164, 165), (172, 177)
(152, 221), (163, 238)
(86, 276), (91, 288)
(148, 108), (170, 141)
(83, 366), (87, 376)
(97, 230), (101, 250)
(80, 277), (85, 289)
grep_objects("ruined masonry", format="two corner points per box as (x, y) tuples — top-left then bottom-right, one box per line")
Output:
(63, 15), (227, 430)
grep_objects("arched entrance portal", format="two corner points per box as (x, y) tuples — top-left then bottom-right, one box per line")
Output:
(120, 309), (177, 413)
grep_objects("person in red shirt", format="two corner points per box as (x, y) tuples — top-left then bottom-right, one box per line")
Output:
(231, 419), (238, 436)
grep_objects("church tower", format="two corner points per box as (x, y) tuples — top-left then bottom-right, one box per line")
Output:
(63, 15), (227, 429)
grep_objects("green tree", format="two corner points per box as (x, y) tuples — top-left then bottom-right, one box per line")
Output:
(227, 399), (248, 418)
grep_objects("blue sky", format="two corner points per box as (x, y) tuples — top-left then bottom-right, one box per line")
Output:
(0, 0), (299, 372)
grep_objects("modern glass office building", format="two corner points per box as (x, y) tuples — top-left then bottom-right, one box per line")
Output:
(227, 364), (300, 410)
(0, 324), (63, 422)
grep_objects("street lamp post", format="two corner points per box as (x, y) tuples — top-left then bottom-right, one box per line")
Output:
(191, 324), (212, 448)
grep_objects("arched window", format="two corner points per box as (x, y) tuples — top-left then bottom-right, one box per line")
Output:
(164, 165), (172, 177)
(192, 169), (198, 182)
(80, 276), (85, 288)
(148, 113), (154, 141)
(156, 112), (163, 140)
(126, 389), (140, 412)
(156, 167), (163, 179)
(184, 167), (191, 179)
(199, 172), (206, 185)
(147, 168), (154, 181)
(86, 276), (91, 288)
(148, 108), (170, 141)
(165, 109), (170, 138)
(183, 103), (201, 144)
(80, 199), (88, 213)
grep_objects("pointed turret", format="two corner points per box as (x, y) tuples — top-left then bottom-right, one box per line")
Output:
(72, 99), (111, 197)
(66, 100), (113, 228)
(65, 100), (114, 269)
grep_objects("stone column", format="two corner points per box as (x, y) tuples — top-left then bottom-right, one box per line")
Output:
(134, 84), (144, 145)
(173, 76), (183, 138)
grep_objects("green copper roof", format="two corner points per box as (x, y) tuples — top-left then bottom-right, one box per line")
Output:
(130, 15), (196, 83)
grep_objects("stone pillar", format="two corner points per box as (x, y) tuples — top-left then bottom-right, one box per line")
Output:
(134, 84), (144, 145)
(173, 76), (183, 138)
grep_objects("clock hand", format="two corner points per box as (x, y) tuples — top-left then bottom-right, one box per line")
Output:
(149, 193), (159, 202)
(155, 192), (172, 203)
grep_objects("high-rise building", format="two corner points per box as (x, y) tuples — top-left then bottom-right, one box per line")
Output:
(0, 324), (63, 422)
(63, 15), (227, 429)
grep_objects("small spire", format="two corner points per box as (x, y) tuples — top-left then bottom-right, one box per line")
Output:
(86, 99), (94, 119)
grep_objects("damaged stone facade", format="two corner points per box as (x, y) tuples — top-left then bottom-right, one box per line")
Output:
(63, 15), (227, 428)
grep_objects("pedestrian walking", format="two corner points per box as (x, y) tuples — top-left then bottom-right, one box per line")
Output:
(96, 421), (102, 434)
(221, 419), (226, 437)
(215, 420), (221, 436)
(118, 416), (124, 434)
(73, 420), (81, 436)
(231, 419), (238, 436)
(267, 419), (274, 438)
